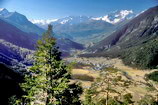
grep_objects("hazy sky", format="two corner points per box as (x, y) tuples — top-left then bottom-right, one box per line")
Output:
(0, 0), (157, 19)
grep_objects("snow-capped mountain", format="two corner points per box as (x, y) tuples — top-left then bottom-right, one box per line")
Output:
(29, 10), (136, 44)
(31, 10), (136, 28)
(31, 16), (92, 29)
(92, 10), (135, 24)
(30, 19), (58, 25)
(30, 19), (58, 29)
(31, 16), (91, 25)
(55, 16), (91, 24)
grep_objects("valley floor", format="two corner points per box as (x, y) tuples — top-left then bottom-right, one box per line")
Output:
(65, 57), (158, 102)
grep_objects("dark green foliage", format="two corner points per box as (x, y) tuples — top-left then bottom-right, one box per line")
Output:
(54, 83), (83, 105)
(146, 71), (158, 82)
(122, 93), (133, 105)
(107, 97), (122, 105)
(8, 96), (17, 105)
(122, 39), (158, 69)
(84, 88), (96, 105)
(20, 25), (82, 105)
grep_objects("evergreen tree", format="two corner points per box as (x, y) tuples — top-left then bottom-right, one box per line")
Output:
(21, 25), (82, 105)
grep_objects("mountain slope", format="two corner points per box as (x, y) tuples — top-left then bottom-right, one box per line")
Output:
(0, 18), (84, 65)
(0, 19), (36, 50)
(90, 6), (158, 52)
(0, 8), (45, 35)
(0, 18), (35, 65)
(122, 38), (158, 69)
(57, 38), (84, 51)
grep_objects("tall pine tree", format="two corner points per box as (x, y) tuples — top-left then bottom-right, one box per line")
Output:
(21, 25), (82, 105)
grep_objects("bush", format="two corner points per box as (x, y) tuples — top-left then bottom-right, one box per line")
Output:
(146, 71), (158, 82)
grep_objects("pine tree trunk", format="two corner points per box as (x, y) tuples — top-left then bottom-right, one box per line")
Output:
(106, 79), (109, 105)
(106, 91), (109, 105)
(46, 97), (49, 105)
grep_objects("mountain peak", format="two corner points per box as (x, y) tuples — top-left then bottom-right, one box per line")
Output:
(31, 10), (137, 29)
(0, 8), (10, 17)
(92, 10), (135, 24)
(0, 8), (8, 12)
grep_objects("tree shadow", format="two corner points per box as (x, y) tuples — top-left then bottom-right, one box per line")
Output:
(0, 63), (24, 105)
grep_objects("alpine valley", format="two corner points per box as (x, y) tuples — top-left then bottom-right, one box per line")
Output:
(0, 3), (158, 104)
(0, 8), (137, 65)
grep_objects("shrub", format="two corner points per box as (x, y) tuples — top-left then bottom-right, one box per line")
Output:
(146, 71), (158, 82)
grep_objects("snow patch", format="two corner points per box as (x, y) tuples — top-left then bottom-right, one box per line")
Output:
(60, 19), (69, 24)
(29, 19), (58, 25)
(92, 10), (134, 24)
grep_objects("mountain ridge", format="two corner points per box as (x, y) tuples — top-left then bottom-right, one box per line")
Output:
(31, 10), (136, 27)
(0, 8), (45, 35)
(89, 6), (158, 53)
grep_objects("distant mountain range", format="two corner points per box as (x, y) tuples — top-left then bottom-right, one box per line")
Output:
(30, 10), (137, 45)
(31, 10), (135, 26)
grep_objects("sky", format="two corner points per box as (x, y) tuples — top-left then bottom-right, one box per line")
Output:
(0, 0), (157, 19)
